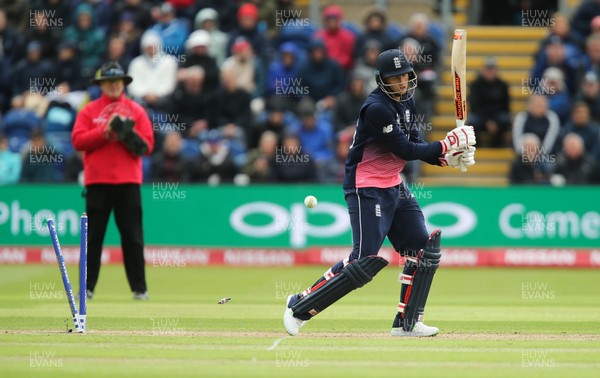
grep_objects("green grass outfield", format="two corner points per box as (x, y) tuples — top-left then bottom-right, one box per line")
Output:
(0, 265), (599, 377)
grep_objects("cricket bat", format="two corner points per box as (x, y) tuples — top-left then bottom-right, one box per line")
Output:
(451, 29), (468, 172)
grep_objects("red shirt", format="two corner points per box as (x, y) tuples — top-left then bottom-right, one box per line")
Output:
(315, 28), (356, 71)
(72, 93), (154, 185)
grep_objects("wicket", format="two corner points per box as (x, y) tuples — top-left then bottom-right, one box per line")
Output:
(47, 213), (88, 333)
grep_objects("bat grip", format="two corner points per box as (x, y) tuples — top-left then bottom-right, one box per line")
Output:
(455, 121), (468, 172)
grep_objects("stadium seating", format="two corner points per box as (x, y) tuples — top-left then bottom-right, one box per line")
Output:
(424, 26), (547, 186)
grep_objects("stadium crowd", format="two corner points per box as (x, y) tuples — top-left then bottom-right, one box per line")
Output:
(0, 0), (599, 185)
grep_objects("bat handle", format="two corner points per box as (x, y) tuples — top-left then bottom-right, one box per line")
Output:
(455, 120), (468, 172)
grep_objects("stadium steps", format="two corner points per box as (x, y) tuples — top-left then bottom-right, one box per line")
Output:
(453, 0), (470, 25)
(420, 147), (514, 186)
(420, 176), (509, 186)
(424, 26), (544, 186)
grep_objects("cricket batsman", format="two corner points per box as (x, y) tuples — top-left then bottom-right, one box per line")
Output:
(284, 49), (476, 336)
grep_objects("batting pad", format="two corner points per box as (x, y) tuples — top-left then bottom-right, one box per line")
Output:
(292, 256), (389, 321)
(400, 229), (442, 331)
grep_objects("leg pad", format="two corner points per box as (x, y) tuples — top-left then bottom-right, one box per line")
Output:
(292, 256), (388, 320)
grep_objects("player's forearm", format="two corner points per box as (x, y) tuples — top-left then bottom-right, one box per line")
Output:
(389, 139), (444, 162)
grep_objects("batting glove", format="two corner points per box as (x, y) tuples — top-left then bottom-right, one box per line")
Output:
(440, 125), (476, 151)
(440, 146), (476, 168)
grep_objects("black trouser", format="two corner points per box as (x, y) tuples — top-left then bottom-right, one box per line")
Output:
(85, 184), (147, 293)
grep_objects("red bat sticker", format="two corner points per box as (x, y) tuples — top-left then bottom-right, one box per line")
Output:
(454, 71), (464, 120)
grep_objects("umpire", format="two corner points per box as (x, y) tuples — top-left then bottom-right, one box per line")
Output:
(72, 61), (154, 300)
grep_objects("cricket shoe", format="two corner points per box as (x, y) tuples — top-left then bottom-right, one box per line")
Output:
(283, 294), (307, 336)
(390, 322), (439, 337)
(133, 291), (149, 300)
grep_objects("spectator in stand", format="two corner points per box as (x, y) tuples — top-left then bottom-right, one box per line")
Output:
(213, 67), (251, 168)
(582, 33), (600, 80)
(469, 57), (511, 147)
(12, 41), (54, 96)
(297, 38), (344, 111)
(553, 133), (600, 184)
(189, 130), (237, 184)
(222, 38), (265, 100)
(290, 98), (334, 182)
(318, 128), (354, 184)
(220, 122), (247, 169)
(354, 6), (396, 60)
(63, 3), (105, 80)
(353, 39), (382, 93)
(194, 8), (228, 66)
(214, 68), (252, 131)
(334, 72), (367, 133)
(127, 31), (178, 108)
(45, 80), (80, 108)
(400, 37), (437, 122)
(577, 71), (600, 123)
(272, 1), (316, 53)
(510, 133), (553, 184)
(55, 42), (85, 91)
(400, 13), (441, 69)
(314, 5), (356, 71)
(570, 0), (600, 41)
(559, 101), (600, 154)
(245, 0), (275, 35)
(151, 131), (190, 182)
(112, 0), (153, 31)
(194, 0), (238, 33)
(20, 130), (60, 182)
(166, 0), (196, 21)
(0, 9), (24, 64)
(266, 42), (301, 106)
(536, 12), (581, 57)
(160, 66), (212, 139)
(540, 67), (572, 124)
(29, 0), (71, 30)
(111, 12), (142, 63)
(530, 36), (580, 96)
(249, 97), (299, 148)
(43, 82), (78, 138)
(104, 36), (132, 72)
(243, 130), (277, 183)
(2, 95), (41, 152)
(513, 94), (560, 155)
(272, 133), (316, 183)
(181, 30), (220, 93)
(591, 15), (600, 35)
(149, 3), (189, 57)
(226, 3), (268, 62)
(0, 133), (21, 185)
(73, 0), (111, 36)
(24, 9), (60, 60)
(0, 0), (29, 32)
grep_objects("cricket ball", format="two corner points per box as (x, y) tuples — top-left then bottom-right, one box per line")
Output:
(304, 195), (318, 208)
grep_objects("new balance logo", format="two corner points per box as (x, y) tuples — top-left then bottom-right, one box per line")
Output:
(375, 204), (381, 217)
(382, 124), (393, 133)
(393, 57), (401, 68)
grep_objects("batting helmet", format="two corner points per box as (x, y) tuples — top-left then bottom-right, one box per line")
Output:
(375, 49), (417, 102)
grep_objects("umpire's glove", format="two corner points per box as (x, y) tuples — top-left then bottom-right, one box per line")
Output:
(109, 116), (149, 156)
